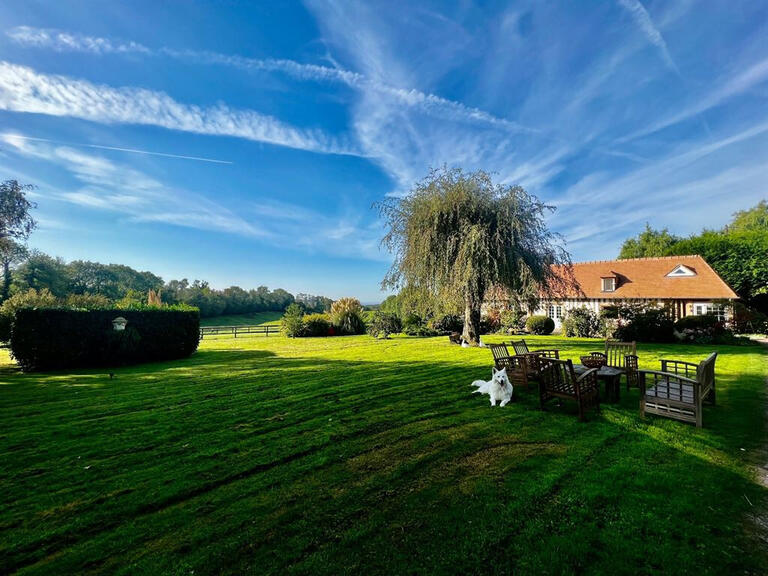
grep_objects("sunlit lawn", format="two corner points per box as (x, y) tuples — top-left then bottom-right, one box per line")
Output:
(0, 334), (766, 575)
(199, 311), (282, 327)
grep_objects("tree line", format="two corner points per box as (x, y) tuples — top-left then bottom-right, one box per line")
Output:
(618, 200), (768, 313)
(3, 250), (333, 317)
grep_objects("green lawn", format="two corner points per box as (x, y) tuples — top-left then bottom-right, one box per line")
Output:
(199, 311), (282, 327)
(1, 334), (766, 575)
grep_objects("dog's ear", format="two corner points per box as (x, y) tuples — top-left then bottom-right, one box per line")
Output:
(492, 367), (498, 375)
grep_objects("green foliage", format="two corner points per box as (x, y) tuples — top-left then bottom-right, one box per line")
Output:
(10, 308), (200, 371)
(562, 307), (602, 337)
(295, 293), (333, 313)
(64, 292), (112, 309)
(330, 297), (366, 335)
(13, 251), (70, 297)
(727, 200), (768, 233)
(668, 230), (768, 307)
(618, 224), (681, 259)
(0, 335), (766, 574)
(526, 315), (555, 335)
(499, 308), (525, 333)
(378, 166), (568, 344)
(729, 301), (768, 335)
(0, 179), (36, 241)
(281, 303), (305, 337)
(302, 313), (332, 337)
(0, 238), (26, 302)
(0, 288), (57, 341)
(610, 303), (675, 343)
(430, 314), (463, 334)
(673, 314), (728, 344)
(367, 311), (402, 339)
(617, 202), (768, 312)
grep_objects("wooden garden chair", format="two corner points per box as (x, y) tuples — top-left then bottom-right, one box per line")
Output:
(589, 340), (637, 389)
(508, 339), (560, 374)
(639, 352), (717, 428)
(488, 343), (534, 389)
(538, 358), (601, 421)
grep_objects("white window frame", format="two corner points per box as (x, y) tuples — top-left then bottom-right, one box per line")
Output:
(693, 302), (727, 322)
(601, 277), (616, 292)
(547, 304), (563, 320)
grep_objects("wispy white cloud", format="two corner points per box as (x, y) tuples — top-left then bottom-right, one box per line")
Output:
(6, 25), (150, 54)
(618, 55), (768, 142)
(617, 0), (679, 75)
(1, 134), (232, 164)
(0, 61), (357, 156)
(1, 131), (386, 260)
(1, 132), (265, 237)
(6, 26), (536, 136)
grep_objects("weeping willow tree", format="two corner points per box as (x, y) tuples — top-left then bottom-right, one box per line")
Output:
(378, 167), (570, 345)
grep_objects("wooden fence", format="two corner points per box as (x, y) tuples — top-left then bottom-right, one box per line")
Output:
(199, 324), (280, 339)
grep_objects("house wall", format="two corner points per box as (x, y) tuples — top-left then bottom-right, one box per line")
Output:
(534, 298), (732, 330)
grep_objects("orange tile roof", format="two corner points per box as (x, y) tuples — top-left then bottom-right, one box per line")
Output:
(549, 255), (738, 300)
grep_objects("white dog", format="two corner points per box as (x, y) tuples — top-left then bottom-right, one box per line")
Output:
(471, 367), (514, 407)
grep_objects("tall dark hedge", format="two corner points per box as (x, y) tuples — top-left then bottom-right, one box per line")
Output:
(10, 308), (200, 371)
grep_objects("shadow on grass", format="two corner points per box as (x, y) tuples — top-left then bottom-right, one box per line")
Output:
(1, 343), (766, 574)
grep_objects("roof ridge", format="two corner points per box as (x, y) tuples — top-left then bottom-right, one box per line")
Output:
(568, 255), (702, 265)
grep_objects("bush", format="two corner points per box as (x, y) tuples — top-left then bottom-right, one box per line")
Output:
(330, 297), (366, 335)
(0, 288), (58, 342)
(302, 313), (331, 337)
(367, 312), (402, 339)
(281, 303), (305, 337)
(430, 314), (463, 334)
(526, 315), (555, 335)
(612, 304), (675, 343)
(729, 302), (768, 335)
(562, 307), (601, 338)
(10, 308), (200, 371)
(674, 314), (729, 343)
(499, 309), (525, 334)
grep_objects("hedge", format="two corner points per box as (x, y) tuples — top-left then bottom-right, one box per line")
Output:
(10, 308), (200, 371)
(526, 315), (555, 335)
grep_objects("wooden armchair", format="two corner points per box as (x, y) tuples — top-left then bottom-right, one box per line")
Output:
(591, 340), (636, 369)
(509, 339), (560, 373)
(539, 358), (601, 421)
(488, 343), (535, 389)
(639, 353), (717, 427)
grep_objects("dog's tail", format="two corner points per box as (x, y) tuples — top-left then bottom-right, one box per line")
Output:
(470, 380), (486, 387)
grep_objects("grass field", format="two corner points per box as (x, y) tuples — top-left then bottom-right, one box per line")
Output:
(1, 334), (766, 574)
(199, 311), (282, 327)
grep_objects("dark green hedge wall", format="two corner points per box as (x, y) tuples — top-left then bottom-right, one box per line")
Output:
(10, 308), (200, 371)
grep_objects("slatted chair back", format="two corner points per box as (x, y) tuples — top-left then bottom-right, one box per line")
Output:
(697, 352), (717, 391)
(625, 354), (640, 390)
(489, 343), (510, 363)
(540, 358), (577, 397)
(605, 340), (636, 369)
(509, 340), (530, 355)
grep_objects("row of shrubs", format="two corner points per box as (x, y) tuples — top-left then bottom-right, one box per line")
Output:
(560, 302), (761, 344)
(281, 298), (368, 337)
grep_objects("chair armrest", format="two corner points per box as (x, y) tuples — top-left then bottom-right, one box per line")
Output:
(660, 359), (698, 378)
(531, 348), (560, 359)
(639, 369), (698, 384)
(575, 368), (599, 394)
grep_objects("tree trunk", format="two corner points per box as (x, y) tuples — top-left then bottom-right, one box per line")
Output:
(1, 260), (10, 302)
(462, 298), (482, 345)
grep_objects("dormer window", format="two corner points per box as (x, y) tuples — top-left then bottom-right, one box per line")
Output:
(601, 276), (616, 292)
(666, 264), (696, 277)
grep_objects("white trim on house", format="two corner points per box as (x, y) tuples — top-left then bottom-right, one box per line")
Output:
(666, 264), (697, 277)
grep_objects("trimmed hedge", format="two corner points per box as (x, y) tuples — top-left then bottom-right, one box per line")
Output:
(526, 315), (555, 335)
(11, 308), (200, 371)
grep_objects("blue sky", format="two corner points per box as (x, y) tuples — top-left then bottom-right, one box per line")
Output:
(0, 1), (766, 302)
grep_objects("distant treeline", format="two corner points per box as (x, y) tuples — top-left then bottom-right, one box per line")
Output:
(6, 251), (332, 318)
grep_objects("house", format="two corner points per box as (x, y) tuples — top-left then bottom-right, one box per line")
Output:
(535, 255), (738, 330)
